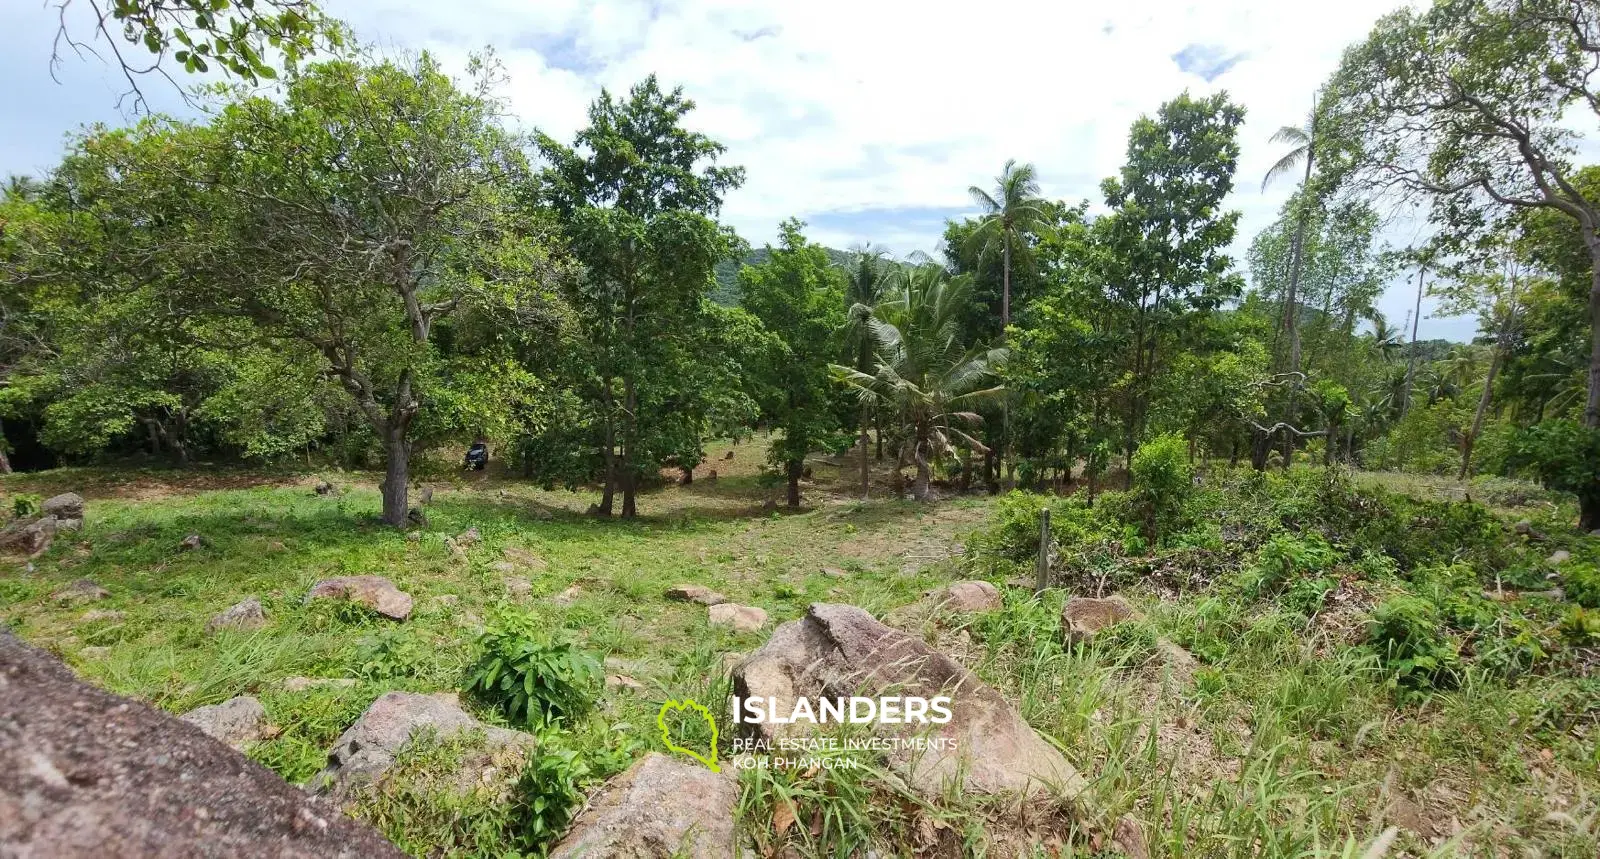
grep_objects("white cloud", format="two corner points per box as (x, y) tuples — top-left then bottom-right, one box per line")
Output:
(6, 0), (1474, 336)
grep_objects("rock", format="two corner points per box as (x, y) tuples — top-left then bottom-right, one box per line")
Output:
(606, 674), (645, 693)
(822, 566), (848, 579)
(1062, 595), (1137, 645)
(708, 603), (769, 633)
(1157, 639), (1199, 679)
(665, 584), (727, 606)
(489, 560), (517, 574)
(314, 481), (336, 496)
(761, 498), (778, 513)
(207, 598), (267, 634)
(181, 696), (269, 750)
(504, 577), (532, 598)
(732, 603), (1084, 797)
(306, 576), (413, 621)
(455, 527), (482, 546)
(502, 546), (547, 570)
(419, 486), (434, 505)
(720, 652), (745, 674)
(55, 518), (82, 533)
(1386, 793), (1437, 839)
(1514, 519), (1533, 535)
(1548, 549), (1572, 565)
(51, 579), (108, 603)
(78, 646), (111, 660)
(79, 609), (124, 623)
(724, 450), (736, 460)
(1113, 815), (1150, 859)
(405, 531), (422, 542)
(0, 628), (402, 858)
(924, 580), (1003, 613)
(1, 516), (59, 555)
(429, 594), (460, 609)
(706, 470), (718, 482)
(406, 507), (428, 528)
(1591, 528), (1600, 538)
(316, 691), (530, 799)
(179, 533), (203, 551)
(548, 753), (737, 859)
(40, 492), (85, 519)
(552, 585), (582, 606)
(281, 676), (359, 693)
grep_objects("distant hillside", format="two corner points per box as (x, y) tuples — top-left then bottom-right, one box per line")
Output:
(712, 245), (854, 306)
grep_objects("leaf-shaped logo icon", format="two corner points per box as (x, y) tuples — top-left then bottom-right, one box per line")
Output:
(657, 698), (720, 772)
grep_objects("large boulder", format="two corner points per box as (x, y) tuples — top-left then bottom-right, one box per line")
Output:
(1, 516), (58, 555)
(306, 576), (413, 621)
(732, 603), (1084, 798)
(40, 493), (85, 520)
(548, 753), (736, 858)
(0, 628), (401, 858)
(1061, 595), (1137, 645)
(181, 696), (270, 750)
(316, 692), (529, 800)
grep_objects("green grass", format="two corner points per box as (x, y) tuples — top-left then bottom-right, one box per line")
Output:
(2, 451), (1596, 857)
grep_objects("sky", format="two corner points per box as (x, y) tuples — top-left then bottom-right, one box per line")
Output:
(0, 0), (1477, 340)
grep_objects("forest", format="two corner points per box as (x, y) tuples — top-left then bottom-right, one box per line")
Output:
(1, 1), (1599, 858)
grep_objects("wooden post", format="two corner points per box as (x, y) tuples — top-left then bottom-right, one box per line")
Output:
(1035, 507), (1051, 594)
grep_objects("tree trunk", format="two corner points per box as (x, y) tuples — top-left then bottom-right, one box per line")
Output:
(0, 418), (12, 475)
(786, 459), (802, 509)
(858, 409), (871, 499)
(1401, 262), (1427, 420)
(1585, 232), (1600, 429)
(912, 445), (931, 502)
(680, 466), (693, 486)
(1001, 241), (1011, 328)
(1460, 272), (1519, 481)
(379, 429), (410, 527)
(874, 414), (884, 460)
(621, 469), (638, 518)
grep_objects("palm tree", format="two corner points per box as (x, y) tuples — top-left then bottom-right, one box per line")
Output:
(967, 160), (1047, 329)
(832, 264), (1006, 501)
(838, 246), (893, 497)
(1366, 309), (1403, 362)
(1262, 109), (1319, 378)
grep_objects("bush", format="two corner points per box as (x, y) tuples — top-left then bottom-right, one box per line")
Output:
(465, 609), (601, 728)
(1128, 433), (1193, 545)
(1242, 532), (1339, 599)
(11, 494), (40, 518)
(1366, 595), (1462, 693)
(1564, 563), (1600, 609)
(513, 738), (590, 850)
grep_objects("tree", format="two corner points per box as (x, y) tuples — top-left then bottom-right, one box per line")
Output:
(740, 219), (845, 508)
(837, 245), (893, 497)
(832, 264), (1005, 501)
(1323, 0), (1600, 438)
(537, 76), (745, 518)
(1262, 108), (1321, 387)
(49, 0), (342, 111)
(967, 160), (1047, 330)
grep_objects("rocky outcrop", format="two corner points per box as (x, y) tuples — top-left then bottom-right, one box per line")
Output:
(665, 584), (727, 606)
(181, 696), (270, 750)
(548, 753), (736, 858)
(732, 603), (1084, 798)
(40, 493), (85, 520)
(0, 628), (402, 858)
(1061, 595), (1137, 644)
(315, 692), (529, 800)
(708, 603), (768, 633)
(306, 576), (413, 621)
(207, 598), (267, 634)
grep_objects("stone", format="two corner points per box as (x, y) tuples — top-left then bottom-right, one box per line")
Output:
(606, 674), (645, 693)
(708, 603), (769, 633)
(1062, 595), (1138, 645)
(314, 481), (336, 496)
(504, 577), (532, 598)
(181, 696), (269, 750)
(80, 609), (125, 623)
(502, 546), (547, 570)
(761, 498), (778, 513)
(455, 527), (482, 546)
(306, 576), (413, 620)
(316, 691), (530, 799)
(405, 531), (422, 542)
(207, 598), (267, 634)
(52, 579), (108, 603)
(924, 580), (1003, 613)
(548, 753), (737, 859)
(406, 507), (428, 528)
(724, 450), (735, 460)
(0, 628), (402, 858)
(489, 560), (517, 574)
(1548, 549), (1572, 565)
(732, 603), (1084, 797)
(1113, 815), (1150, 859)
(179, 533), (204, 551)
(822, 566), (848, 579)
(1514, 519), (1533, 535)
(429, 594), (460, 609)
(40, 492), (85, 519)
(78, 646), (111, 660)
(552, 585), (582, 606)
(706, 470), (718, 482)
(665, 584), (727, 606)
(56, 518), (82, 533)
(1386, 794), (1438, 839)
(281, 676), (359, 693)
(1, 516), (58, 555)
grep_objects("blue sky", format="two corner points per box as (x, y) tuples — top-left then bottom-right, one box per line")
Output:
(1, 0), (1476, 340)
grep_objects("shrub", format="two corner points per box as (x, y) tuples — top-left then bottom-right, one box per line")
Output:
(513, 738), (590, 850)
(355, 628), (429, 680)
(1366, 595), (1462, 693)
(1564, 562), (1600, 609)
(1242, 532), (1339, 599)
(465, 609), (601, 728)
(1559, 606), (1600, 646)
(1128, 434), (1194, 545)
(11, 494), (40, 518)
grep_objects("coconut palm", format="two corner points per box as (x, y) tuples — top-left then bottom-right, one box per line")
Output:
(1263, 108), (1320, 378)
(1366, 309), (1403, 362)
(832, 263), (1006, 501)
(838, 245), (894, 497)
(967, 160), (1047, 329)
